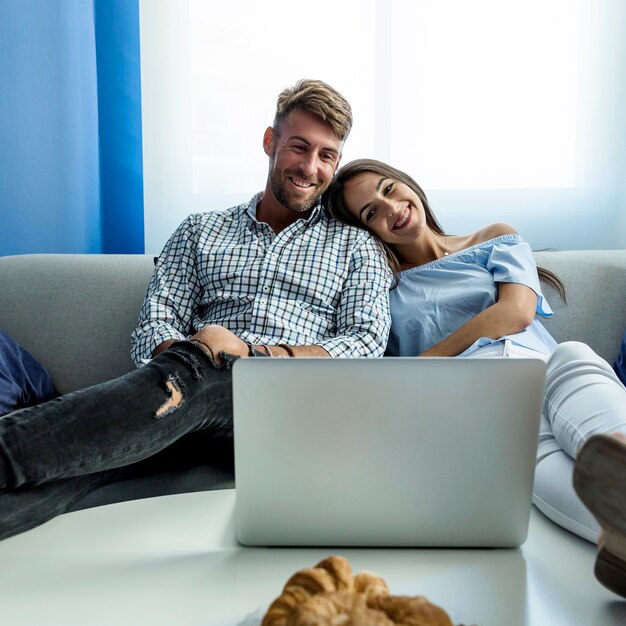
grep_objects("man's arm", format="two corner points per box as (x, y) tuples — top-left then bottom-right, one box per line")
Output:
(242, 231), (391, 360)
(314, 232), (392, 358)
(153, 325), (329, 362)
(131, 215), (203, 365)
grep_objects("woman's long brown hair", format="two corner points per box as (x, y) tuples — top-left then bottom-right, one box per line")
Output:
(323, 158), (565, 300)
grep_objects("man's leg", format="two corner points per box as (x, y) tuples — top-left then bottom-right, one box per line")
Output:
(0, 469), (123, 541)
(0, 342), (233, 491)
(0, 431), (235, 542)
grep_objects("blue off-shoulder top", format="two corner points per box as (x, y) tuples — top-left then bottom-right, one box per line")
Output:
(386, 234), (558, 358)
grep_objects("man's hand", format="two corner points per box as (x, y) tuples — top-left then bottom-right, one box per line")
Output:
(192, 325), (249, 364)
(151, 326), (247, 361)
(151, 325), (331, 361)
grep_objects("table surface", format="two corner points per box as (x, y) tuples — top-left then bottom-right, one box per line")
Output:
(0, 489), (624, 626)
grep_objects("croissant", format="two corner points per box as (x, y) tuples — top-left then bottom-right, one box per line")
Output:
(367, 594), (455, 626)
(261, 556), (454, 626)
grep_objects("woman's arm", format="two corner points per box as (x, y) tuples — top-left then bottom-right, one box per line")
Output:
(418, 282), (538, 357)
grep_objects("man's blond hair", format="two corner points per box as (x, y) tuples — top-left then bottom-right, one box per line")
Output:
(274, 79), (352, 141)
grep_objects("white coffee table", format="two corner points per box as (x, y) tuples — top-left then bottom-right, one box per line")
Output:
(0, 489), (623, 626)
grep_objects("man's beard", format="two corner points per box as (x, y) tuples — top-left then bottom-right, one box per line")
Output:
(269, 166), (324, 213)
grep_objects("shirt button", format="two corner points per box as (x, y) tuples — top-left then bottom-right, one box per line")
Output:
(263, 286), (269, 292)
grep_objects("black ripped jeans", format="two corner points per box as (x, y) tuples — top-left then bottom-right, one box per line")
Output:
(0, 342), (234, 541)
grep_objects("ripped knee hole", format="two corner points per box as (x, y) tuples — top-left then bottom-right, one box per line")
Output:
(155, 377), (185, 418)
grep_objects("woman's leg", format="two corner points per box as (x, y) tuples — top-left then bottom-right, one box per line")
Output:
(543, 341), (626, 458)
(0, 341), (233, 491)
(533, 439), (600, 542)
(533, 341), (626, 542)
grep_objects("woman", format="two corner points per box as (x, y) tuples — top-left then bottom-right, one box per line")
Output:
(323, 158), (626, 597)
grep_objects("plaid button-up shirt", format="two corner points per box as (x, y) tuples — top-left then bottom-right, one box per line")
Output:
(131, 193), (391, 364)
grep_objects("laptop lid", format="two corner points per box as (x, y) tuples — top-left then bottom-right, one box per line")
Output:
(233, 357), (545, 547)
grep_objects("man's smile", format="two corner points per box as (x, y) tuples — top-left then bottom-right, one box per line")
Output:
(288, 175), (315, 189)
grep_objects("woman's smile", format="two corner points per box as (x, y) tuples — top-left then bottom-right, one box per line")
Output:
(392, 206), (411, 230)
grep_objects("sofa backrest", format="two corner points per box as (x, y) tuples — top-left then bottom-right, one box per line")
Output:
(0, 254), (155, 394)
(0, 251), (624, 394)
(534, 250), (626, 367)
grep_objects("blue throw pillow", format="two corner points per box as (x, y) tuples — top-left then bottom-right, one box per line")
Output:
(0, 330), (58, 416)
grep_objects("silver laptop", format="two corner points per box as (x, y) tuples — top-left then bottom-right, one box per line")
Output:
(232, 357), (546, 548)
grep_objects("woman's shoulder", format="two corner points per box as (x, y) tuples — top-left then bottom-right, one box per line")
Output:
(447, 224), (521, 256)
(472, 223), (519, 243)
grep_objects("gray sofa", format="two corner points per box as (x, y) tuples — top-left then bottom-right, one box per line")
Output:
(0, 251), (625, 510)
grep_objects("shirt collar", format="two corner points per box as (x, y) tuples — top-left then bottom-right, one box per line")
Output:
(244, 192), (325, 226)
(244, 192), (264, 222)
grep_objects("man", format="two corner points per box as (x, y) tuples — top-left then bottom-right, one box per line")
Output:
(0, 79), (391, 540)
(131, 79), (388, 364)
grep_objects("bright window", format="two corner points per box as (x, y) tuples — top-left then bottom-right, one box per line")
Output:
(140, 0), (626, 252)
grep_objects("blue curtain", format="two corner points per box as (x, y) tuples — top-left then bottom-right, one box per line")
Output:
(94, 0), (144, 254)
(0, 0), (144, 256)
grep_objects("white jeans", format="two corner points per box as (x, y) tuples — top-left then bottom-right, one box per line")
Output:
(467, 340), (626, 543)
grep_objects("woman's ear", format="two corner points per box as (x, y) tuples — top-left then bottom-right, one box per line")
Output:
(263, 127), (275, 158)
